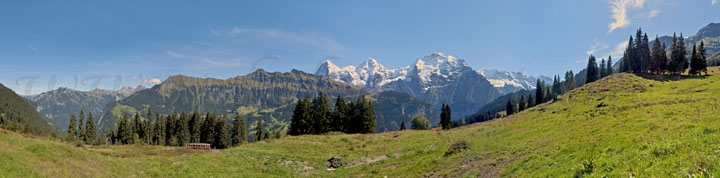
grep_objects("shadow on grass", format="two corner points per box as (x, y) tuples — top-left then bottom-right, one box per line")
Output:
(632, 73), (707, 82)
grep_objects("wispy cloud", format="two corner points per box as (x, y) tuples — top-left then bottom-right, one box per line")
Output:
(608, 0), (646, 33)
(587, 42), (610, 55)
(214, 27), (346, 51)
(27, 46), (39, 51)
(607, 41), (629, 58)
(648, 9), (660, 18)
(713, 0), (717, 5)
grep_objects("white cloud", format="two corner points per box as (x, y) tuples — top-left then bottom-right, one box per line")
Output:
(648, 9), (660, 18)
(587, 42), (610, 55)
(26, 46), (38, 51)
(713, 0), (717, 5)
(607, 41), (629, 59)
(215, 27), (345, 51)
(608, 0), (647, 33)
(147, 78), (162, 85)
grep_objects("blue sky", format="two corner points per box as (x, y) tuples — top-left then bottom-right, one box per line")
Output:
(1, 0), (718, 95)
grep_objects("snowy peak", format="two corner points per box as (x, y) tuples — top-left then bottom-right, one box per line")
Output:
(476, 69), (551, 94)
(411, 53), (470, 84)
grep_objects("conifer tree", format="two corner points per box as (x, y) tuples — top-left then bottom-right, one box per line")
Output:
(690, 44), (702, 76)
(144, 108), (153, 144)
(586, 55), (599, 83)
(640, 32), (651, 73)
(177, 112), (190, 146)
(66, 113), (77, 141)
(289, 97), (306, 136)
(78, 110), (85, 142)
(400, 121), (406, 131)
(699, 41), (708, 75)
(564, 70), (575, 92)
(134, 112), (143, 141)
(651, 36), (663, 74)
(85, 112), (97, 145)
(518, 96), (527, 112)
(678, 33), (688, 72)
(333, 95), (350, 132)
(506, 98), (516, 116)
(440, 104), (451, 130)
(201, 112), (216, 145)
(231, 114), (247, 146)
(606, 56), (613, 76)
(255, 119), (264, 142)
(154, 113), (165, 145)
(358, 94), (377, 133)
(527, 94), (535, 108)
(165, 111), (177, 146)
(189, 110), (202, 143)
(599, 59), (607, 78)
(535, 79), (543, 106)
(215, 114), (230, 149)
(311, 92), (331, 134)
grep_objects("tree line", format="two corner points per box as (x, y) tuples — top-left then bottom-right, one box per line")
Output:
(289, 93), (376, 135)
(618, 28), (707, 75)
(68, 108), (279, 149)
(505, 70), (579, 116)
(65, 111), (101, 145)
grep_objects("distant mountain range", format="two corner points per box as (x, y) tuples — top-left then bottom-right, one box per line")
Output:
(316, 53), (548, 118)
(96, 69), (436, 134)
(476, 69), (552, 94)
(28, 86), (146, 132)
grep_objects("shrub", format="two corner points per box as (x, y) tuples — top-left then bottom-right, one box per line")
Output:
(411, 115), (430, 130)
(444, 140), (468, 156)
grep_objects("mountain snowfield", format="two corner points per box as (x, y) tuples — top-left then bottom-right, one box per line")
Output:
(316, 52), (547, 94)
(477, 69), (552, 94)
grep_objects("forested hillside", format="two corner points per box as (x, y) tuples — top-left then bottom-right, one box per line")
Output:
(0, 83), (55, 136)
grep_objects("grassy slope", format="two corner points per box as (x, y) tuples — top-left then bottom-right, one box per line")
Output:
(3, 72), (720, 177)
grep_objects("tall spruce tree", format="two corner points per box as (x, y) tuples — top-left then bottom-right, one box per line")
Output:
(154, 113), (165, 145)
(564, 70), (575, 92)
(189, 110), (202, 143)
(143, 108), (153, 144)
(606, 56), (613, 76)
(651, 36), (663, 74)
(535, 79), (543, 106)
(85, 112), (97, 145)
(359, 94), (377, 133)
(165, 111), (177, 146)
(690, 45), (702, 76)
(311, 92), (331, 134)
(586, 55), (599, 83)
(640, 33), (651, 73)
(400, 121), (406, 131)
(440, 103), (452, 130)
(289, 97), (306, 136)
(599, 59), (607, 78)
(506, 98), (516, 116)
(678, 33), (688, 72)
(699, 41), (708, 75)
(66, 113), (77, 141)
(134, 112), (143, 141)
(518, 96), (527, 111)
(231, 114), (247, 146)
(214, 114), (230, 149)
(78, 111), (85, 142)
(527, 94), (535, 108)
(177, 112), (190, 146)
(333, 95), (350, 132)
(201, 112), (216, 145)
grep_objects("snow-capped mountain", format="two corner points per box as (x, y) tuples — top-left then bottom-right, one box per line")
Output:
(316, 52), (503, 119)
(316, 58), (407, 89)
(476, 69), (552, 94)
